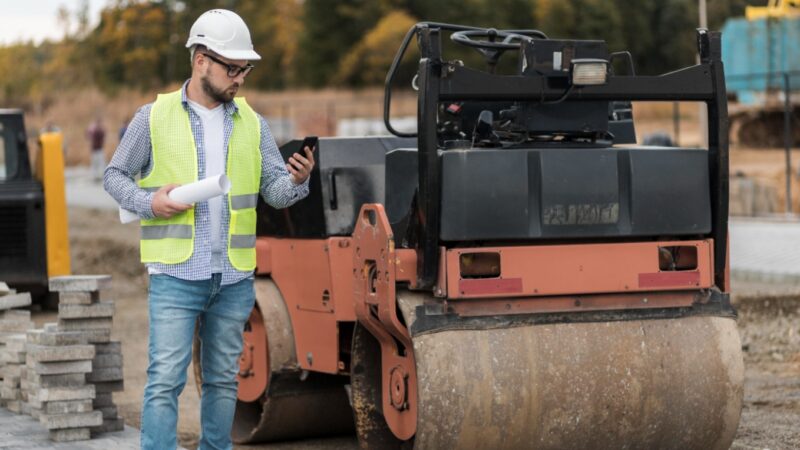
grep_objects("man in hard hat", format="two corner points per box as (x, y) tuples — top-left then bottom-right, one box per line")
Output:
(103, 9), (314, 449)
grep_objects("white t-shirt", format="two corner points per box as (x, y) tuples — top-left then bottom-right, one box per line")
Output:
(188, 99), (226, 272)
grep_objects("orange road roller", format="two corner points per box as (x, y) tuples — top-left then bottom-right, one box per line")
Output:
(194, 23), (743, 449)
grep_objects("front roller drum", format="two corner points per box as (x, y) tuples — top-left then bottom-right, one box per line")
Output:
(353, 301), (744, 450)
(416, 315), (743, 449)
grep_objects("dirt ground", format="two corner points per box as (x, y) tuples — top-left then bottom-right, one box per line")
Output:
(53, 207), (799, 449)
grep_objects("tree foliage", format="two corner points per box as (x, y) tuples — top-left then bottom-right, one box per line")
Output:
(334, 10), (419, 86)
(0, 0), (754, 104)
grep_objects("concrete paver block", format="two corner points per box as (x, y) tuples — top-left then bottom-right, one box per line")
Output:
(94, 341), (122, 355)
(30, 360), (92, 375)
(1, 386), (22, 400)
(49, 427), (91, 442)
(93, 380), (124, 393)
(2, 350), (27, 364)
(93, 353), (123, 369)
(58, 291), (99, 305)
(58, 302), (115, 319)
(0, 319), (34, 333)
(92, 392), (114, 407)
(87, 367), (123, 383)
(2, 364), (23, 378)
(0, 292), (32, 310)
(44, 399), (94, 415)
(58, 318), (113, 331)
(6, 334), (28, 351)
(49, 275), (112, 293)
(2, 309), (31, 320)
(27, 344), (95, 362)
(98, 405), (117, 419)
(3, 373), (20, 386)
(91, 416), (125, 434)
(28, 372), (87, 388)
(41, 410), (103, 430)
(69, 329), (112, 344)
(27, 329), (89, 346)
(29, 385), (95, 408)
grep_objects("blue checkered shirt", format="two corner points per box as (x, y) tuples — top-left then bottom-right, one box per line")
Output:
(104, 80), (308, 285)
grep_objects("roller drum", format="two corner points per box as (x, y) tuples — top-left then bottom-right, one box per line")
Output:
(410, 313), (744, 450)
(194, 279), (355, 444)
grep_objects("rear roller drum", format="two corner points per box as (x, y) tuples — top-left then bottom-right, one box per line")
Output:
(193, 279), (354, 443)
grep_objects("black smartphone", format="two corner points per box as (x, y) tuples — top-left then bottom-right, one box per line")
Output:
(297, 136), (318, 158)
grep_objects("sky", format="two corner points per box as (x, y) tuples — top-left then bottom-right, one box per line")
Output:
(0, 0), (107, 45)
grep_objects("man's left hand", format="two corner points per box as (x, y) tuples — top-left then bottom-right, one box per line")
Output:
(288, 146), (315, 185)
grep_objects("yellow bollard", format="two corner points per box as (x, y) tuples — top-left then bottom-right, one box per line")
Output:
(36, 132), (71, 277)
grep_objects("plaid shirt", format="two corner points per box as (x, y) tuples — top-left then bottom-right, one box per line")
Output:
(104, 80), (308, 285)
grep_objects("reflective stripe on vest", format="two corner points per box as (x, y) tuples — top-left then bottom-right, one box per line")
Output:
(230, 193), (258, 210)
(230, 234), (257, 248)
(138, 90), (261, 270)
(141, 224), (193, 240)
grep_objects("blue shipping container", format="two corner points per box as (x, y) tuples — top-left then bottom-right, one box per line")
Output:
(721, 16), (800, 104)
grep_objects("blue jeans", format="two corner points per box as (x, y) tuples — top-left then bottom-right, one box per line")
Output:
(141, 273), (255, 450)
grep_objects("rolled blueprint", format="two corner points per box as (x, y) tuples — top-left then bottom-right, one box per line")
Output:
(119, 174), (232, 223)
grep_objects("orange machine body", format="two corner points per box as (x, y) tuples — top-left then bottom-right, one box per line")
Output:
(240, 222), (718, 400)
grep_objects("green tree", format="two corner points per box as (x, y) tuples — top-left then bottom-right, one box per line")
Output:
(334, 10), (419, 86)
(297, 0), (397, 86)
(236, 0), (303, 89)
(88, 2), (171, 90)
(536, 0), (625, 57)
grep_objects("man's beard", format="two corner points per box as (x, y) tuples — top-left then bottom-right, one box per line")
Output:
(201, 74), (238, 103)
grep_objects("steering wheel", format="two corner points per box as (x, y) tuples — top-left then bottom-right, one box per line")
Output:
(451, 28), (546, 50)
(450, 28), (547, 70)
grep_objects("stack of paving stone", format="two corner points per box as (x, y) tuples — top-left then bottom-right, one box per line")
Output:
(49, 275), (125, 435)
(25, 325), (101, 442)
(0, 289), (33, 411)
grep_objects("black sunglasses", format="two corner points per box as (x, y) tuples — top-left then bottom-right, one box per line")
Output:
(201, 53), (254, 78)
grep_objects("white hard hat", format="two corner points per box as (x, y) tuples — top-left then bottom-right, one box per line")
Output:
(185, 9), (261, 61)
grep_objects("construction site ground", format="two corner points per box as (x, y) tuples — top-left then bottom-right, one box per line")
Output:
(0, 408), (143, 450)
(30, 162), (799, 449)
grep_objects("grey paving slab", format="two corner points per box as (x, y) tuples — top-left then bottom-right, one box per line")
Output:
(730, 217), (800, 284)
(58, 303), (114, 320)
(0, 405), (184, 449)
(0, 293), (32, 310)
(58, 292), (98, 306)
(48, 276), (111, 294)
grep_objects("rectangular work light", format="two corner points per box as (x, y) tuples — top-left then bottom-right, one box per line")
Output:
(571, 59), (609, 86)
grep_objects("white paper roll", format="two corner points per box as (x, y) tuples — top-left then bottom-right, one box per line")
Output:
(119, 174), (232, 224)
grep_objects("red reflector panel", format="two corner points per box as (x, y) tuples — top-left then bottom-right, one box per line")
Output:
(638, 271), (700, 288)
(459, 278), (523, 296)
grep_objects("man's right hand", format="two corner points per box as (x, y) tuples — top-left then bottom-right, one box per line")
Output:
(151, 184), (192, 218)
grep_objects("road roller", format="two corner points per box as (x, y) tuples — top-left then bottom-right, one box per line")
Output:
(195, 23), (744, 449)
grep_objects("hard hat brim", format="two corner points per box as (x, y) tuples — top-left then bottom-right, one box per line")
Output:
(215, 49), (261, 61)
(186, 39), (262, 61)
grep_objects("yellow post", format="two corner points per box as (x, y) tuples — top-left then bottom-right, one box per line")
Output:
(36, 132), (71, 277)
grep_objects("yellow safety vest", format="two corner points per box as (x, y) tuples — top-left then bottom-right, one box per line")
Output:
(139, 89), (262, 271)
